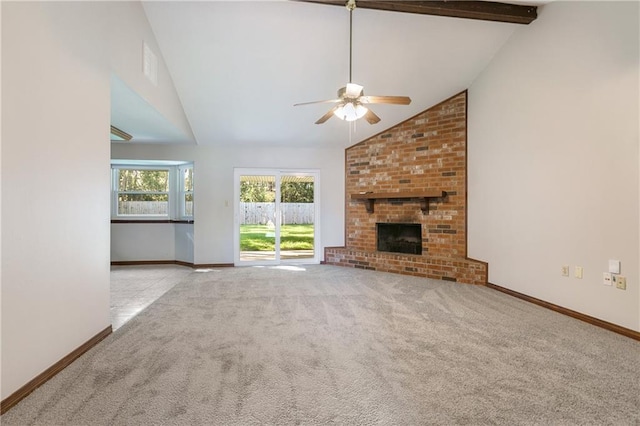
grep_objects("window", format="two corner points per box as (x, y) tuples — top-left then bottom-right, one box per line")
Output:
(111, 161), (193, 220)
(116, 168), (170, 217)
(180, 166), (194, 218)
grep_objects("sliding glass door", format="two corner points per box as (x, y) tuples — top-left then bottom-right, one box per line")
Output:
(234, 169), (319, 265)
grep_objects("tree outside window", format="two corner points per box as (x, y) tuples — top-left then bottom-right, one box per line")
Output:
(117, 169), (170, 216)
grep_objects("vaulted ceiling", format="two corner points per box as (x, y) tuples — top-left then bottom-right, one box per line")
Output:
(132, 1), (544, 148)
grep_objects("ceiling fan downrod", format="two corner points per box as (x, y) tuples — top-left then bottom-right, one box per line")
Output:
(346, 0), (356, 84)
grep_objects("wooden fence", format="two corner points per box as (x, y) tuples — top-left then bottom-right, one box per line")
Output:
(240, 202), (314, 225)
(118, 201), (168, 215)
(118, 201), (192, 216)
(118, 202), (312, 224)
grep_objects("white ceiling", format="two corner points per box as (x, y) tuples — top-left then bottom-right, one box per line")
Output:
(138, 1), (523, 148)
(111, 74), (194, 144)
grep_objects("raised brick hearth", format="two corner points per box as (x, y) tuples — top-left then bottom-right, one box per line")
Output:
(325, 91), (488, 285)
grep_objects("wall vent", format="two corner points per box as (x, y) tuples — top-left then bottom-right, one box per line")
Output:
(142, 41), (158, 86)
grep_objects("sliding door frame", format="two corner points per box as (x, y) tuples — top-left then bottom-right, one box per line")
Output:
(233, 168), (321, 266)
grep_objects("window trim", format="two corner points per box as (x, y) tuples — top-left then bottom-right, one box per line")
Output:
(178, 165), (194, 220)
(111, 161), (194, 221)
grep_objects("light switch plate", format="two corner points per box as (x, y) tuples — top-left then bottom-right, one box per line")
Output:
(574, 266), (583, 279)
(608, 259), (620, 274)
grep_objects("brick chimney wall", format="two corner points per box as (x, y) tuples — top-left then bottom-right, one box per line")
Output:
(325, 91), (488, 285)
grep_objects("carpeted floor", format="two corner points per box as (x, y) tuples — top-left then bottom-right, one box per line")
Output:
(110, 265), (193, 330)
(2, 264), (639, 425)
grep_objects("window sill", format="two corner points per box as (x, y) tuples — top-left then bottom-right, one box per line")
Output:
(111, 219), (194, 224)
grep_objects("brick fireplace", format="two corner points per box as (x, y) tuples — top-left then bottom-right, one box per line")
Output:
(325, 91), (488, 285)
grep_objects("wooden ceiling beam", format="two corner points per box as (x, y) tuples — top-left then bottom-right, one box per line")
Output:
(296, 1), (538, 25)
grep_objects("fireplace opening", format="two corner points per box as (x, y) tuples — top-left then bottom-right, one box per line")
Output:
(377, 223), (422, 255)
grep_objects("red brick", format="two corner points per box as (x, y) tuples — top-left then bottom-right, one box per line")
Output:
(326, 91), (487, 285)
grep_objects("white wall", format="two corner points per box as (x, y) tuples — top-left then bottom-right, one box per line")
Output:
(468, 2), (640, 330)
(111, 144), (345, 264)
(111, 224), (176, 262)
(110, 223), (194, 264)
(1, 2), (112, 399)
(1, 1), (191, 400)
(175, 223), (195, 263)
(0, 3), (4, 373)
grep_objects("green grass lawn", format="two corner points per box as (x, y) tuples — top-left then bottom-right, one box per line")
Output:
(240, 224), (314, 251)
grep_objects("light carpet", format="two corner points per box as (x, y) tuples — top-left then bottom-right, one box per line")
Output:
(3, 264), (639, 425)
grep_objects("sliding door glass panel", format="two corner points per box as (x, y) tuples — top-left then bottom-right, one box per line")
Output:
(239, 175), (277, 263)
(280, 175), (315, 261)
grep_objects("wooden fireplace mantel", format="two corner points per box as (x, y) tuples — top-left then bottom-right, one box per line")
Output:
(351, 190), (447, 214)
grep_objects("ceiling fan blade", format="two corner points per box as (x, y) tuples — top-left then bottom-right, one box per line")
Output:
(294, 99), (341, 107)
(315, 106), (339, 124)
(345, 83), (364, 98)
(360, 95), (412, 105)
(364, 109), (381, 124)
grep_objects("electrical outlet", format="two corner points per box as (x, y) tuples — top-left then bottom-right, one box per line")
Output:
(561, 265), (570, 277)
(574, 266), (583, 279)
(614, 275), (627, 290)
(603, 272), (612, 286)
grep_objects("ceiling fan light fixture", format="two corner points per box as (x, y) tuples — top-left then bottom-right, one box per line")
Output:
(334, 102), (368, 121)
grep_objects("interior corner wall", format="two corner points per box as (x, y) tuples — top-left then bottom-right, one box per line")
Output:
(174, 223), (195, 264)
(1, 2), (112, 399)
(468, 1), (640, 331)
(110, 143), (345, 265)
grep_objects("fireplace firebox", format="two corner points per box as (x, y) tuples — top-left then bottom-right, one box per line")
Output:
(376, 223), (422, 255)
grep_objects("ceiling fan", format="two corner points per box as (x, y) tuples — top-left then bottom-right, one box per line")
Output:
(294, 0), (411, 125)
